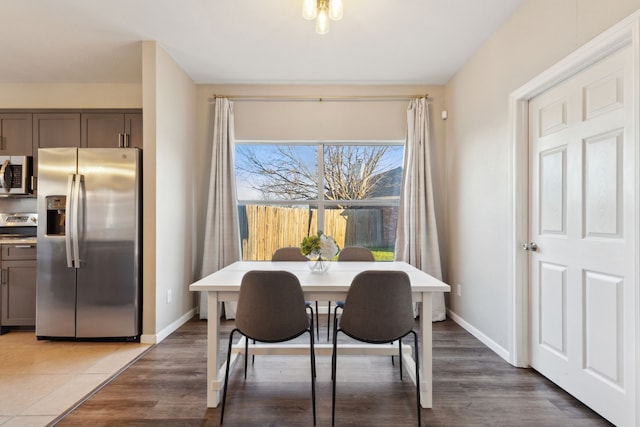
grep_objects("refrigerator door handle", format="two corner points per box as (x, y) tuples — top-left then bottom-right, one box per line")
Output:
(72, 174), (83, 268)
(65, 174), (75, 268)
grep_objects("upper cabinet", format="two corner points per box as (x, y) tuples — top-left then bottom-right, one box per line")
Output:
(29, 110), (141, 191)
(81, 113), (142, 148)
(32, 113), (82, 186)
(33, 113), (81, 149)
(0, 114), (33, 155)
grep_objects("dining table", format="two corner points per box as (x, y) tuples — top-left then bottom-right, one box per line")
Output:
(189, 260), (450, 409)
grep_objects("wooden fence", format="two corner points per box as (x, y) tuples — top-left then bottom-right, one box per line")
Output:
(238, 205), (389, 260)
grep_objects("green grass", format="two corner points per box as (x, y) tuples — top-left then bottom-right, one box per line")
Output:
(370, 248), (395, 261)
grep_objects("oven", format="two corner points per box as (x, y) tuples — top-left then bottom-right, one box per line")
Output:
(0, 213), (38, 240)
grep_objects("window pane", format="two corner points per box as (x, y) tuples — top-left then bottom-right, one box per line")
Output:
(323, 204), (399, 261)
(235, 144), (318, 200)
(235, 142), (402, 261)
(238, 204), (317, 260)
(323, 145), (403, 200)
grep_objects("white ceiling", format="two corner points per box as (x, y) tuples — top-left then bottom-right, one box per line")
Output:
(0, 0), (525, 85)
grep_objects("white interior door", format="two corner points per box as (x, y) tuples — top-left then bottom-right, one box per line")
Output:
(528, 45), (636, 427)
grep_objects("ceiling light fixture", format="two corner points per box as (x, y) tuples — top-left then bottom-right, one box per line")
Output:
(302, 0), (343, 35)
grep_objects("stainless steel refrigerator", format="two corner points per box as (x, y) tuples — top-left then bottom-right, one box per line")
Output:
(36, 148), (142, 340)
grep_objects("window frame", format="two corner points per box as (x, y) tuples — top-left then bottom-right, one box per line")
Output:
(234, 139), (405, 256)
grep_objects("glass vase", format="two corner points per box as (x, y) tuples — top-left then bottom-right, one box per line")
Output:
(307, 254), (331, 273)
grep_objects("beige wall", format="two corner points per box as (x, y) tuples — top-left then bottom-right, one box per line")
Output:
(194, 84), (448, 280)
(141, 43), (157, 341)
(141, 42), (198, 341)
(0, 83), (141, 108)
(445, 0), (640, 354)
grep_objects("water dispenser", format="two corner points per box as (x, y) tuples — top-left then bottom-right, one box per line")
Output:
(46, 196), (66, 236)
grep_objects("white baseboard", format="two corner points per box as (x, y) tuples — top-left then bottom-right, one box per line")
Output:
(447, 309), (512, 364)
(140, 308), (197, 345)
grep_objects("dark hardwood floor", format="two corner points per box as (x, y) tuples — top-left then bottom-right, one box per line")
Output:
(53, 316), (611, 426)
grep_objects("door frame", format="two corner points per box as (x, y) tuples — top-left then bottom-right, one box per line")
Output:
(507, 10), (640, 417)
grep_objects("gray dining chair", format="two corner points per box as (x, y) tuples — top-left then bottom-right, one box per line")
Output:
(272, 246), (308, 261)
(220, 270), (316, 425)
(334, 247), (401, 372)
(337, 246), (375, 262)
(272, 247), (319, 339)
(331, 270), (420, 427)
(330, 247), (375, 340)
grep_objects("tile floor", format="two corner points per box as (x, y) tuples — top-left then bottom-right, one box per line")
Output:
(0, 329), (150, 427)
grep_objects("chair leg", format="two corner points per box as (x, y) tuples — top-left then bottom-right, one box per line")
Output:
(220, 329), (238, 424)
(331, 325), (339, 426)
(315, 301), (319, 340)
(308, 309), (316, 378)
(307, 305), (316, 341)
(251, 339), (255, 365)
(308, 329), (317, 425)
(327, 301), (331, 341)
(331, 305), (341, 380)
(391, 341), (395, 366)
(398, 339), (403, 381)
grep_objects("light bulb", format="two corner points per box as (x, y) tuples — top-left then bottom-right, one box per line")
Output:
(316, 6), (329, 34)
(316, 0), (329, 34)
(328, 0), (343, 21)
(302, 0), (317, 20)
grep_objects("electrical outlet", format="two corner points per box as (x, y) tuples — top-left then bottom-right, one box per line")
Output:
(167, 289), (173, 304)
(456, 284), (462, 297)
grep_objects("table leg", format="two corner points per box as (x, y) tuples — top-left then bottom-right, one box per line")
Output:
(207, 291), (221, 407)
(420, 292), (433, 408)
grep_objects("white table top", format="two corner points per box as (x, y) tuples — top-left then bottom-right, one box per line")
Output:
(190, 261), (450, 293)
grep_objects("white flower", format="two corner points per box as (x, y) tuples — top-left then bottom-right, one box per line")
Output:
(319, 234), (339, 259)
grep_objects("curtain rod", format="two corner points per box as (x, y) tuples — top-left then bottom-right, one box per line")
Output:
(209, 94), (428, 103)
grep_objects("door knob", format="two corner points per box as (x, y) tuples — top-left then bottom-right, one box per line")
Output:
(523, 242), (538, 251)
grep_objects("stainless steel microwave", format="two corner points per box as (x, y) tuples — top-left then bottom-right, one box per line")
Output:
(0, 156), (33, 195)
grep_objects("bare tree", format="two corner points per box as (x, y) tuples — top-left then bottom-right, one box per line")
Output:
(236, 144), (399, 201)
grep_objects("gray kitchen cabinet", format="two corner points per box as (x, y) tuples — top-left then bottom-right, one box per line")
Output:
(0, 113), (33, 155)
(0, 244), (37, 333)
(81, 112), (142, 148)
(33, 113), (81, 149)
(32, 113), (81, 187)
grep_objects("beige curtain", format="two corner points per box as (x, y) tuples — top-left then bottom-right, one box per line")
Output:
(199, 97), (242, 319)
(395, 98), (446, 321)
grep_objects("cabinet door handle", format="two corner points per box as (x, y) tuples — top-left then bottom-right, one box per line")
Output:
(124, 133), (130, 148)
(118, 133), (124, 148)
(14, 245), (34, 248)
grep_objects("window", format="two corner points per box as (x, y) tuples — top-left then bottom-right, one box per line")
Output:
(235, 141), (404, 260)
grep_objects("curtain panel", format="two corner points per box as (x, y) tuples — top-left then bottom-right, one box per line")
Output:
(395, 97), (446, 321)
(199, 97), (242, 319)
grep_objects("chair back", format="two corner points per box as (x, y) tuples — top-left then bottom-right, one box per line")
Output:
(236, 270), (310, 342)
(339, 270), (414, 343)
(272, 247), (308, 261)
(337, 246), (375, 261)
